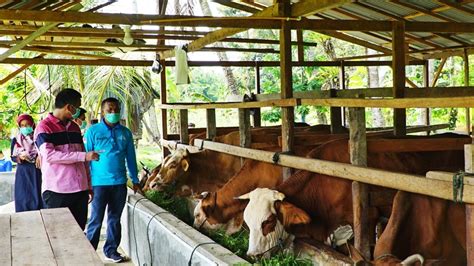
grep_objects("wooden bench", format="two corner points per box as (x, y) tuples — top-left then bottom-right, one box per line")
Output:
(0, 208), (103, 265)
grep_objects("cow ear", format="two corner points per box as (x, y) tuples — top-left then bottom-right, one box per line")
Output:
(261, 214), (277, 236)
(181, 159), (190, 171)
(274, 201), (311, 228)
(194, 191), (209, 200)
(235, 192), (250, 200)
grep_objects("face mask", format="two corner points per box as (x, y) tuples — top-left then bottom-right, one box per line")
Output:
(80, 121), (87, 130)
(71, 105), (81, 119)
(20, 126), (33, 136)
(105, 113), (121, 124)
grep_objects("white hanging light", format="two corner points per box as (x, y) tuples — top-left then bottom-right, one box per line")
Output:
(123, 25), (134, 45)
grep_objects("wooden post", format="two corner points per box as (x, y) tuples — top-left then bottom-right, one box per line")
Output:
(340, 60), (347, 127)
(254, 64), (262, 127)
(349, 99), (370, 260)
(392, 21), (406, 136)
(159, 60), (169, 157)
(465, 143), (474, 265)
(330, 89), (343, 134)
(239, 108), (251, 149)
(179, 109), (189, 144)
(280, 0), (294, 180)
(206, 108), (216, 140)
(464, 49), (471, 135)
(297, 29), (304, 62)
(423, 60), (430, 127)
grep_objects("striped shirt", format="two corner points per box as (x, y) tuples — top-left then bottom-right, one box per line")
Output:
(34, 113), (91, 193)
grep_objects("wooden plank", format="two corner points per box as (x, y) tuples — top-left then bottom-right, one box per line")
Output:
(294, 239), (353, 265)
(0, 215), (11, 266)
(392, 21), (406, 136)
(348, 103), (370, 260)
(157, 98), (298, 109)
(426, 171), (474, 186)
(179, 109), (189, 144)
(41, 208), (102, 266)
(192, 138), (474, 204)
(11, 211), (56, 265)
(206, 109), (216, 139)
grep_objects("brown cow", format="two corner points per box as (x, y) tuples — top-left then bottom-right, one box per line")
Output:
(146, 125), (338, 195)
(372, 191), (466, 265)
(237, 135), (467, 260)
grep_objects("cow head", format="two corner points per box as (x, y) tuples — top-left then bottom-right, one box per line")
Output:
(149, 148), (190, 190)
(237, 188), (311, 258)
(193, 192), (244, 235)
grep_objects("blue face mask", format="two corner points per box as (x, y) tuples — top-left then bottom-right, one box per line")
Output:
(71, 105), (81, 119)
(20, 126), (33, 136)
(80, 121), (87, 130)
(105, 113), (121, 124)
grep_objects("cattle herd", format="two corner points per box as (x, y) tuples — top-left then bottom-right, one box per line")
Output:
(139, 124), (470, 265)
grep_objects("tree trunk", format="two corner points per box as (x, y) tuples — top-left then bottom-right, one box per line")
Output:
(367, 48), (385, 127)
(199, 0), (240, 96)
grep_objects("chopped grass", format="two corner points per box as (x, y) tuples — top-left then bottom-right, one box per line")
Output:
(144, 189), (193, 225)
(258, 252), (313, 266)
(206, 229), (250, 260)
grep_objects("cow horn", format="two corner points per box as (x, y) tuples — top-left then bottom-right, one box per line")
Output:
(400, 254), (424, 265)
(235, 193), (250, 200)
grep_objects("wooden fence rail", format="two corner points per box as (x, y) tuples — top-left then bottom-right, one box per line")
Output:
(190, 139), (474, 204)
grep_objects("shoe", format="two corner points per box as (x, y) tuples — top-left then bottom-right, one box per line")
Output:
(105, 253), (124, 263)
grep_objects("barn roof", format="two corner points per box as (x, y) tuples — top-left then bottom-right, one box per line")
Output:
(0, 0), (472, 65)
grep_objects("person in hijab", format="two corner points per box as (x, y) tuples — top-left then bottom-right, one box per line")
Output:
(11, 114), (43, 212)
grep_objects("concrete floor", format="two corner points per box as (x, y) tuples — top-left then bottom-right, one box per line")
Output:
(89, 205), (135, 265)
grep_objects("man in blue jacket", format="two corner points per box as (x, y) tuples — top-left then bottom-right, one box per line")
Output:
(85, 97), (141, 263)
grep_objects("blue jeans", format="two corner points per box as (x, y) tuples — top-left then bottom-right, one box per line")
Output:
(86, 184), (127, 257)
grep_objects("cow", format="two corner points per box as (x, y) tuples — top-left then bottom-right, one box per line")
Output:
(192, 141), (345, 235)
(372, 191), (466, 265)
(145, 124), (339, 195)
(236, 135), (468, 261)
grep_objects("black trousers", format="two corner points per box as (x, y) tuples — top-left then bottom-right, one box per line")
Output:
(42, 190), (89, 230)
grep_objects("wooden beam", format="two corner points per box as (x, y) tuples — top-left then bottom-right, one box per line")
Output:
(465, 49), (471, 135)
(296, 29), (304, 62)
(254, 65), (261, 127)
(330, 89), (344, 134)
(160, 59), (169, 157)
(279, 0), (294, 180)
(238, 108), (251, 149)
(436, 0), (474, 16)
(179, 109), (189, 144)
(192, 139), (474, 204)
(465, 144), (474, 266)
(157, 0), (353, 59)
(392, 21), (407, 136)
(212, 0), (261, 13)
(348, 99), (370, 260)
(423, 60), (430, 126)
(0, 22), (58, 62)
(206, 109), (217, 140)
(0, 54), (45, 85)
(431, 57), (447, 87)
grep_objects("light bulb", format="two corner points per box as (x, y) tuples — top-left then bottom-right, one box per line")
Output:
(123, 25), (133, 46)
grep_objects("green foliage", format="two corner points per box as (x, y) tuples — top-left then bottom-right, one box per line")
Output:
(258, 252), (313, 266)
(144, 190), (192, 225)
(207, 229), (250, 259)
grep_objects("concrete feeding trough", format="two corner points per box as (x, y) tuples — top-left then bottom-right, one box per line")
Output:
(121, 193), (248, 266)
